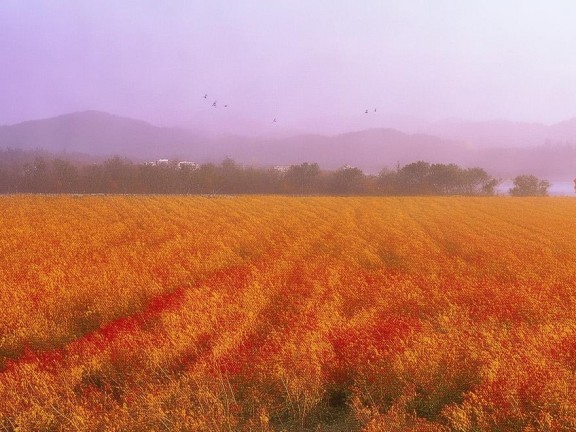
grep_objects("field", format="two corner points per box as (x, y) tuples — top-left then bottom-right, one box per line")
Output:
(1, 196), (576, 431)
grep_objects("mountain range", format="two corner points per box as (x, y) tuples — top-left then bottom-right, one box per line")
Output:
(1, 110), (576, 179)
(427, 118), (576, 148)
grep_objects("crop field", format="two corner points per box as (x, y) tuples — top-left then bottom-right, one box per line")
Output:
(1, 196), (576, 431)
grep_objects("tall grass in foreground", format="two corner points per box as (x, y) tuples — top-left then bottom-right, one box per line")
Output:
(1, 196), (576, 431)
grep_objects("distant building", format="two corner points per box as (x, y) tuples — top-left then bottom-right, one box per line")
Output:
(144, 159), (171, 167)
(273, 165), (290, 173)
(178, 161), (200, 170)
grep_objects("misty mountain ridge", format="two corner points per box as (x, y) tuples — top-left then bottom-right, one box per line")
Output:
(0, 110), (204, 158)
(1, 110), (576, 179)
(428, 117), (576, 148)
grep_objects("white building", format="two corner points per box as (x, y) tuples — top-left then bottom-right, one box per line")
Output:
(178, 161), (200, 170)
(273, 165), (290, 173)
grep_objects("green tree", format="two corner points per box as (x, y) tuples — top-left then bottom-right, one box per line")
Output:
(52, 159), (79, 193)
(395, 161), (432, 195)
(461, 167), (499, 196)
(283, 163), (321, 194)
(327, 166), (366, 195)
(509, 175), (550, 196)
(103, 157), (135, 193)
(22, 157), (50, 192)
(378, 162), (499, 196)
(428, 163), (461, 194)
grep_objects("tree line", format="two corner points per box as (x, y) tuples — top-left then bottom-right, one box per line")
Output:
(0, 149), (552, 196)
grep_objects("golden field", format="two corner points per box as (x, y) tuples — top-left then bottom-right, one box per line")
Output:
(1, 195), (576, 431)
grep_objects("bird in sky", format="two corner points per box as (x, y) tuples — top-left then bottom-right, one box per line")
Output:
(224, 104), (228, 108)
(212, 101), (217, 107)
(203, 94), (208, 99)
(374, 108), (377, 112)
(272, 118), (277, 123)
(365, 110), (369, 114)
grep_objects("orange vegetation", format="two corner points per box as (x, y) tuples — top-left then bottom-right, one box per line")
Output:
(1, 196), (576, 431)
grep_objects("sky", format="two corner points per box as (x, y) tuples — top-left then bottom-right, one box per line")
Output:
(2, 0), (576, 133)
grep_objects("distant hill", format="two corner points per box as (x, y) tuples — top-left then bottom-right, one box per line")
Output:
(0, 112), (469, 171)
(428, 118), (576, 148)
(550, 118), (576, 141)
(0, 111), (203, 160)
(1, 111), (576, 179)
(217, 129), (470, 173)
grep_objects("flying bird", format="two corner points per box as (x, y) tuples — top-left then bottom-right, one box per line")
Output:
(272, 118), (277, 123)
(203, 94), (208, 99)
(212, 101), (217, 107)
(365, 110), (369, 114)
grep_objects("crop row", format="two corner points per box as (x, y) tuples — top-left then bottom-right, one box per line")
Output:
(1, 196), (576, 431)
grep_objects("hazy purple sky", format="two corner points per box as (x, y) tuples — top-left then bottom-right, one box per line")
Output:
(2, 1), (576, 132)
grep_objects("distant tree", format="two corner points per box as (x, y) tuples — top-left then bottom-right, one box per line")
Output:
(509, 175), (550, 196)
(196, 163), (223, 194)
(176, 163), (200, 194)
(395, 161), (433, 195)
(103, 157), (135, 193)
(220, 157), (242, 193)
(327, 166), (366, 195)
(377, 162), (499, 196)
(0, 168), (10, 193)
(21, 157), (50, 192)
(283, 163), (321, 194)
(461, 167), (500, 196)
(377, 167), (398, 194)
(0, 149), (506, 196)
(428, 163), (462, 194)
(52, 159), (79, 193)
(481, 177), (500, 196)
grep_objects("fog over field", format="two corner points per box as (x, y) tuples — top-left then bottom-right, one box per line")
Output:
(1, 1), (576, 180)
